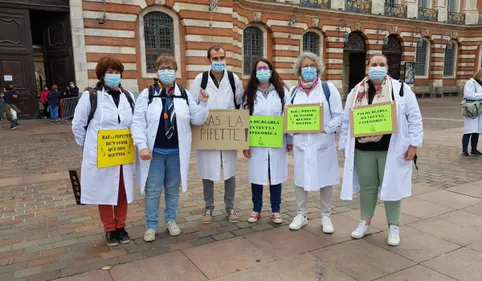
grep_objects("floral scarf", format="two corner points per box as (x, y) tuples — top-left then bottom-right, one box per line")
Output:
(297, 78), (319, 96)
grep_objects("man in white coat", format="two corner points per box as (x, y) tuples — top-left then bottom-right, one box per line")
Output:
(190, 45), (244, 224)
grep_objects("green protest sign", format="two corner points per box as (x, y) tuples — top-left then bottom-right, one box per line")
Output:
(284, 104), (324, 133)
(351, 102), (398, 137)
(249, 116), (284, 148)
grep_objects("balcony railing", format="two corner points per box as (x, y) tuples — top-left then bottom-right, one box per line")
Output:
(447, 12), (466, 24)
(346, 0), (372, 14)
(418, 8), (438, 21)
(384, 4), (407, 18)
(300, 0), (331, 9)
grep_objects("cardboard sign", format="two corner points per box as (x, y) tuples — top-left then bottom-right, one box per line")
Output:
(192, 109), (250, 150)
(350, 102), (398, 137)
(97, 129), (135, 168)
(68, 169), (84, 205)
(285, 104), (324, 133)
(249, 116), (284, 148)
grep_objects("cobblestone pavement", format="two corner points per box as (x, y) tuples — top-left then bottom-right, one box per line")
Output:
(0, 97), (481, 281)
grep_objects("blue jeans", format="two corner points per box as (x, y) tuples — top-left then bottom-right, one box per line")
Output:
(49, 105), (59, 121)
(145, 152), (181, 229)
(252, 183), (282, 212)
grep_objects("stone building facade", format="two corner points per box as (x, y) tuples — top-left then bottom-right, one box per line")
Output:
(70, 0), (482, 96)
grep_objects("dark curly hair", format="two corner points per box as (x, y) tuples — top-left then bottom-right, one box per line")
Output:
(242, 58), (285, 115)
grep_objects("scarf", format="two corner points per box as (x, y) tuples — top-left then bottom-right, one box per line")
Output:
(297, 79), (319, 96)
(353, 76), (392, 143)
(155, 82), (176, 139)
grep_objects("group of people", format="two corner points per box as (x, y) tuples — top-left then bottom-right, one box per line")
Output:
(72, 45), (423, 248)
(39, 82), (79, 121)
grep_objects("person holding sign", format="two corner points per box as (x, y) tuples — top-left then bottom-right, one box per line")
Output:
(190, 45), (244, 224)
(339, 54), (423, 246)
(131, 54), (209, 242)
(72, 57), (136, 247)
(241, 58), (291, 224)
(287, 52), (344, 234)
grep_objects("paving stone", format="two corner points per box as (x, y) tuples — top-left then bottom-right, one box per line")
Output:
(191, 237), (215, 247)
(196, 229), (220, 238)
(27, 270), (61, 281)
(211, 232), (235, 241)
(42, 260), (73, 272)
(117, 253), (145, 264)
(59, 265), (90, 278)
(13, 267), (43, 279)
(423, 248), (482, 281)
(142, 246), (169, 258)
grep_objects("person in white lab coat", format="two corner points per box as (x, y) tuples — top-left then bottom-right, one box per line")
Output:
(461, 68), (482, 158)
(339, 54), (423, 246)
(288, 52), (344, 234)
(241, 58), (291, 224)
(72, 56), (135, 247)
(131, 54), (209, 242)
(190, 45), (244, 224)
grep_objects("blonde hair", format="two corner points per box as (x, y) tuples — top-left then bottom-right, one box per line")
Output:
(154, 54), (178, 70)
(473, 68), (482, 80)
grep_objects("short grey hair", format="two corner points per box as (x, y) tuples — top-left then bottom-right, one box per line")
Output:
(294, 52), (325, 77)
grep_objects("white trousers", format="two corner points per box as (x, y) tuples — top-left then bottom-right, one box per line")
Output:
(295, 186), (333, 217)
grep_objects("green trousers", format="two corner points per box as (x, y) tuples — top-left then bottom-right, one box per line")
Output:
(354, 149), (401, 224)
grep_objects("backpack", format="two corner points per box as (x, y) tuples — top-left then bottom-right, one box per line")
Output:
(201, 71), (239, 109)
(147, 84), (189, 105)
(86, 87), (135, 127)
(289, 81), (331, 109)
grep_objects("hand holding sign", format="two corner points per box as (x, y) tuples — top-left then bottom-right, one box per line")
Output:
(200, 89), (209, 103)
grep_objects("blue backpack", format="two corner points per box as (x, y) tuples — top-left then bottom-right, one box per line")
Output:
(289, 81), (331, 112)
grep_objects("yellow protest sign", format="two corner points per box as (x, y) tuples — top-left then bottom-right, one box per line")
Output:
(97, 129), (135, 168)
(285, 104), (324, 133)
(249, 116), (284, 148)
(350, 102), (398, 137)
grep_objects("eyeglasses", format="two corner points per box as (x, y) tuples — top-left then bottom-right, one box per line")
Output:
(256, 66), (270, 71)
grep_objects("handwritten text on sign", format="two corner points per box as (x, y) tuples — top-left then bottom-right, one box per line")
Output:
(285, 104), (324, 133)
(97, 129), (135, 168)
(192, 110), (250, 150)
(249, 116), (284, 148)
(351, 102), (397, 137)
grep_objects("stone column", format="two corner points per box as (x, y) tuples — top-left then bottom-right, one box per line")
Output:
(69, 0), (88, 89)
(371, 0), (385, 15)
(406, 0), (418, 19)
(331, 0), (346, 11)
(463, 0), (479, 24)
(436, 0), (447, 22)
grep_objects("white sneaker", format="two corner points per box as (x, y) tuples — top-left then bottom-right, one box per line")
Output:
(167, 221), (181, 236)
(144, 229), (156, 242)
(387, 225), (400, 246)
(321, 216), (335, 234)
(289, 214), (308, 230)
(351, 221), (372, 239)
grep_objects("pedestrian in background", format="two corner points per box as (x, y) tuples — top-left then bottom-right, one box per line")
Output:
(131, 54), (209, 242)
(48, 85), (61, 122)
(288, 52), (343, 234)
(40, 85), (49, 119)
(461, 68), (482, 158)
(3, 83), (20, 130)
(339, 54), (423, 247)
(242, 58), (290, 224)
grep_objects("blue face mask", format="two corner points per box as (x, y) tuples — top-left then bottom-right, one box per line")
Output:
(158, 69), (176, 85)
(301, 67), (317, 82)
(104, 73), (121, 88)
(212, 61), (226, 73)
(256, 70), (271, 83)
(369, 66), (388, 82)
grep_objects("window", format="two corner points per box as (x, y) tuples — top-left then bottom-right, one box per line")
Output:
(418, 0), (428, 9)
(385, 0), (396, 8)
(303, 32), (321, 56)
(447, 0), (457, 12)
(415, 39), (428, 76)
(144, 12), (174, 73)
(443, 42), (456, 76)
(243, 27), (264, 75)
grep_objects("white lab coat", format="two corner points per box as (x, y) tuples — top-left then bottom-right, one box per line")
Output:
(463, 78), (482, 134)
(289, 80), (344, 191)
(339, 78), (423, 201)
(190, 69), (244, 181)
(247, 86), (290, 185)
(72, 89), (135, 205)
(131, 84), (209, 194)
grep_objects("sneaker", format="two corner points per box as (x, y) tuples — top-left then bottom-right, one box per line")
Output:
(271, 212), (283, 224)
(351, 221), (372, 239)
(387, 225), (400, 246)
(472, 150), (482, 156)
(462, 152), (471, 158)
(143, 229), (156, 242)
(289, 214), (308, 230)
(105, 231), (119, 247)
(321, 216), (335, 234)
(226, 209), (239, 223)
(10, 126), (16, 130)
(117, 228), (130, 244)
(167, 221), (181, 236)
(248, 211), (261, 223)
(202, 209), (213, 224)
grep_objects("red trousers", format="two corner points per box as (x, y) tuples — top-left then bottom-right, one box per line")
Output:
(98, 167), (128, 232)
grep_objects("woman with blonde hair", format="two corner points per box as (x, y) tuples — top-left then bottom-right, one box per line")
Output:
(461, 68), (482, 158)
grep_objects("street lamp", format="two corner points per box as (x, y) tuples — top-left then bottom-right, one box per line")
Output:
(336, 20), (348, 42)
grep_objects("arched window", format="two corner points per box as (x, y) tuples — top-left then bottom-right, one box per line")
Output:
(303, 31), (321, 56)
(243, 27), (264, 75)
(144, 12), (174, 73)
(443, 41), (456, 76)
(415, 39), (429, 76)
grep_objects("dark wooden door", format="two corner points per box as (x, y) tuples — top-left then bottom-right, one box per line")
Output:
(0, 8), (37, 117)
(349, 53), (366, 91)
(385, 53), (402, 80)
(42, 12), (75, 93)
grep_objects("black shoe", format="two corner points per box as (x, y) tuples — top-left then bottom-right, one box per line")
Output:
(105, 231), (119, 247)
(117, 228), (131, 244)
(462, 152), (471, 158)
(471, 150), (482, 156)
